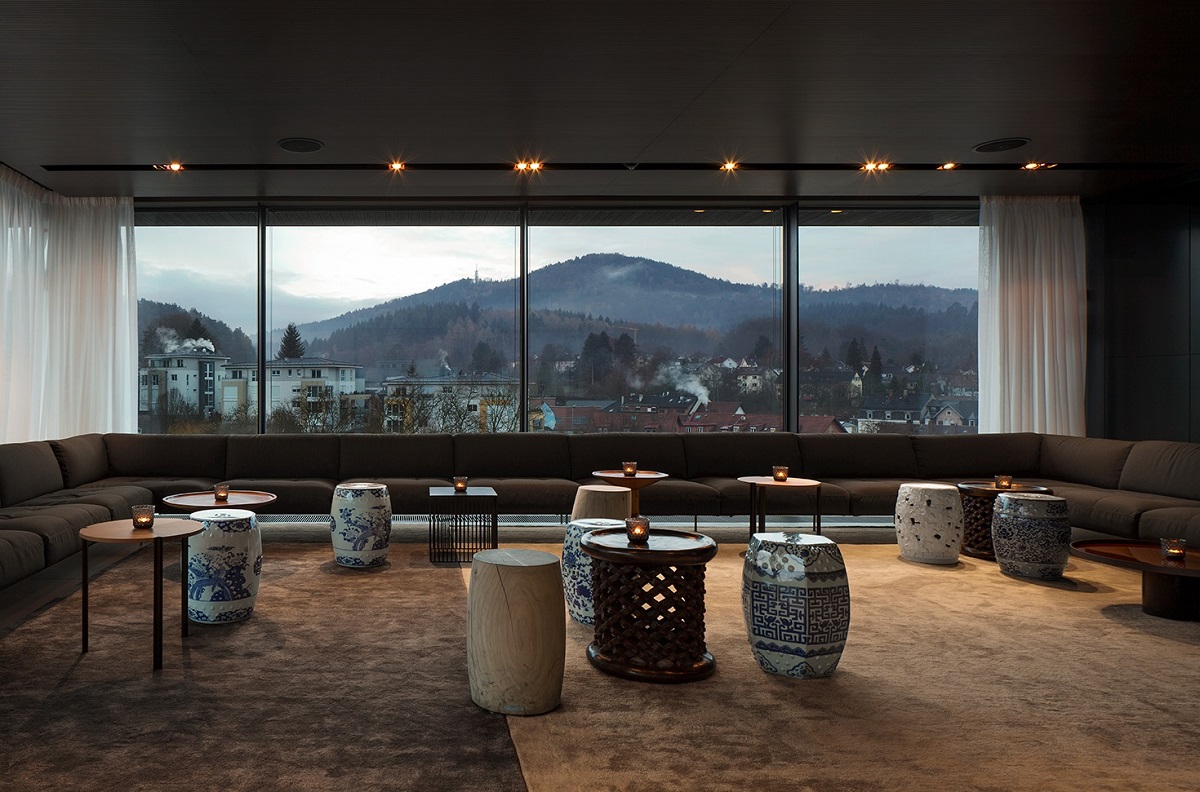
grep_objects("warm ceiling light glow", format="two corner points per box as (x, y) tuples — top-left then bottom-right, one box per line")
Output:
(693, 209), (706, 213)
(829, 209), (844, 214)
(861, 161), (891, 172)
(388, 161), (405, 171)
(515, 160), (543, 172)
(938, 162), (957, 170)
(720, 161), (739, 171)
(762, 209), (774, 213)
(1022, 162), (1057, 171)
(154, 162), (184, 172)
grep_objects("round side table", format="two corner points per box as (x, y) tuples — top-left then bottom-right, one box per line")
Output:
(581, 527), (718, 683)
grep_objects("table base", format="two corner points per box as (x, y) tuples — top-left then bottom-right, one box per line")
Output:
(960, 493), (997, 560)
(1143, 571), (1200, 621)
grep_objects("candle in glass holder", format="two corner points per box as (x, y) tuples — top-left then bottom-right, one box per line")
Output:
(622, 461), (638, 477)
(453, 475), (469, 493)
(1161, 537), (1187, 560)
(625, 516), (650, 545)
(994, 475), (1013, 489)
(214, 483), (230, 501)
(131, 504), (155, 530)
(772, 465), (789, 482)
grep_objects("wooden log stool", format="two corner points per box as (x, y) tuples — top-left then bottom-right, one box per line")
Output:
(466, 549), (565, 715)
(570, 484), (632, 521)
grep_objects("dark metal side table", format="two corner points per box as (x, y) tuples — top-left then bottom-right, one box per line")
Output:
(428, 486), (499, 563)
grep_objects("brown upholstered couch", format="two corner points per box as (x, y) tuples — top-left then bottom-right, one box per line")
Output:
(2, 431), (1199, 591)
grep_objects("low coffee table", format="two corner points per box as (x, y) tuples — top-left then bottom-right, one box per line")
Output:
(80, 518), (203, 670)
(1071, 540), (1200, 620)
(591, 470), (668, 516)
(162, 489), (278, 512)
(580, 526), (718, 683)
(956, 481), (1052, 560)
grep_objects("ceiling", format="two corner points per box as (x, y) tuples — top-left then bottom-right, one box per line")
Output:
(3, 1), (1198, 205)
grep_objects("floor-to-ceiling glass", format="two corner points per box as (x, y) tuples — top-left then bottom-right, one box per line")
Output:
(527, 208), (784, 433)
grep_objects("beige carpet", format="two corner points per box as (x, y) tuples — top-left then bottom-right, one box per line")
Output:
(501, 543), (1200, 792)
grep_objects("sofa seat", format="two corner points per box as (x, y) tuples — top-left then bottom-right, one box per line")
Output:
(1089, 493), (1200, 539)
(1136, 508), (1200, 544)
(18, 485), (153, 519)
(460, 478), (579, 515)
(342, 478), (454, 514)
(826, 478), (923, 516)
(213, 479), (338, 515)
(573, 477), (721, 516)
(694, 476), (849, 517)
(0, 529), (45, 588)
(81, 476), (220, 501)
(0, 509), (96, 565)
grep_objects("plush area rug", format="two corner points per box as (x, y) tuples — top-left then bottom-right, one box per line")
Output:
(2, 538), (1198, 791)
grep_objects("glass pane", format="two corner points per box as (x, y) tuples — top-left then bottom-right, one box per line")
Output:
(528, 209), (783, 433)
(798, 220), (978, 434)
(265, 212), (519, 433)
(135, 222), (258, 434)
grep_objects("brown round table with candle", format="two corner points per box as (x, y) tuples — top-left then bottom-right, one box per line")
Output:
(580, 526), (718, 683)
(737, 475), (823, 541)
(956, 481), (1052, 560)
(1071, 540), (1200, 620)
(591, 470), (668, 516)
(79, 518), (203, 671)
(161, 489), (278, 512)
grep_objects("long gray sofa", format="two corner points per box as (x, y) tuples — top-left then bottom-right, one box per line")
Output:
(2, 431), (1199, 591)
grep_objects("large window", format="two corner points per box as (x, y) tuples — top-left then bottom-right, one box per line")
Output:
(528, 209), (783, 433)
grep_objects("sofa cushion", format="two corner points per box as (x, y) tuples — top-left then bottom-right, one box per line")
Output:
(19, 485), (154, 520)
(681, 433), (803, 479)
(340, 434), (454, 479)
(1090, 493), (1200, 539)
(49, 434), (109, 488)
(225, 435), (340, 479)
(911, 433), (1042, 480)
(1137, 508), (1200, 544)
(0, 441), (64, 507)
(352, 478), (455, 514)
(0, 509), (92, 565)
(215, 479), (338, 514)
(461, 478), (579, 514)
(1039, 435), (1134, 490)
(799, 434), (918, 479)
(568, 433), (689, 480)
(81, 476), (221, 501)
(454, 433), (572, 478)
(0, 529), (46, 589)
(105, 433), (228, 478)
(1118, 440), (1200, 501)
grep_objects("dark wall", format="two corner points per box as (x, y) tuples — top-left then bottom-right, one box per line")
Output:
(1085, 199), (1199, 442)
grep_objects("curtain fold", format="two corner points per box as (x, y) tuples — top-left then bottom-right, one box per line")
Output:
(978, 195), (1087, 435)
(0, 165), (137, 442)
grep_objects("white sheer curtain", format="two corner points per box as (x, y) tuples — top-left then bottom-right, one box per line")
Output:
(0, 165), (137, 442)
(978, 195), (1087, 435)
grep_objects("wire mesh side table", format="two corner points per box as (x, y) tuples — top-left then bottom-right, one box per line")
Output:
(428, 486), (499, 563)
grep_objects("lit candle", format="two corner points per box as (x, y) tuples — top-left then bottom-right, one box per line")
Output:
(994, 475), (1013, 489)
(214, 483), (230, 501)
(622, 461), (638, 477)
(625, 516), (650, 545)
(773, 465), (789, 482)
(131, 504), (155, 530)
(1161, 537), (1187, 560)
(454, 476), (468, 493)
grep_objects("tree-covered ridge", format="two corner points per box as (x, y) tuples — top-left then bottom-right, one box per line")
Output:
(137, 299), (256, 362)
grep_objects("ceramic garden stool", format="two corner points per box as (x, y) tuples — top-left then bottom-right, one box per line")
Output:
(560, 517), (625, 625)
(742, 532), (851, 679)
(569, 485), (632, 521)
(330, 482), (392, 568)
(894, 482), (964, 564)
(467, 549), (565, 716)
(187, 508), (262, 623)
(991, 492), (1072, 580)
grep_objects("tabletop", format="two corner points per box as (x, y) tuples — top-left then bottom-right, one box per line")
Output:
(580, 527), (717, 565)
(161, 490), (278, 510)
(80, 518), (203, 544)
(429, 486), (498, 497)
(1071, 540), (1199, 577)
(738, 475), (822, 488)
(957, 481), (1051, 497)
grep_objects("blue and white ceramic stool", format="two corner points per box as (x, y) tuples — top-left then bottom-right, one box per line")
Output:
(188, 508), (262, 623)
(894, 482), (964, 564)
(560, 518), (624, 625)
(330, 482), (392, 567)
(742, 532), (851, 678)
(991, 492), (1071, 580)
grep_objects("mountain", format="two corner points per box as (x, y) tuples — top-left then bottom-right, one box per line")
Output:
(137, 299), (257, 362)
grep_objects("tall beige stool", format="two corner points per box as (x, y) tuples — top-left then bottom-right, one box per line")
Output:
(467, 549), (565, 716)
(570, 484), (632, 521)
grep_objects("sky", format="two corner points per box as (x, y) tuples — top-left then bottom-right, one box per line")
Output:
(135, 224), (979, 335)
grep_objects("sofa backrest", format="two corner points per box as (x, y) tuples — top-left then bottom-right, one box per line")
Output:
(682, 432), (803, 479)
(50, 433), (109, 487)
(568, 433), (688, 480)
(1040, 434), (1134, 489)
(1118, 440), (1200, 500)
(104, 433), (228, 478)
(911, 433), (1042, 480)
(0, 441), (64, 506)
(455, 433), (572, 477)
(225, 434), (340, 479)
(340, 433), (455, 479)
(799, 433), (919, 479)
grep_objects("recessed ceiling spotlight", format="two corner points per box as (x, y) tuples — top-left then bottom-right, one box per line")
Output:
(278, 137), (325, 154)
(153, 162), (184, 172)
(829, 209), (844, 214)
(861, 161), (891, 172)
(720, 161), (739, 171)
(762, 209), (774, 213)
(973, 137), (1030, 153)
(693, 209), (706, 213)
(938, 162), (957, 170)
(388, 161), (405, 172)
(514, 161), (543, 172)
(1022, 162), (1057, 170)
